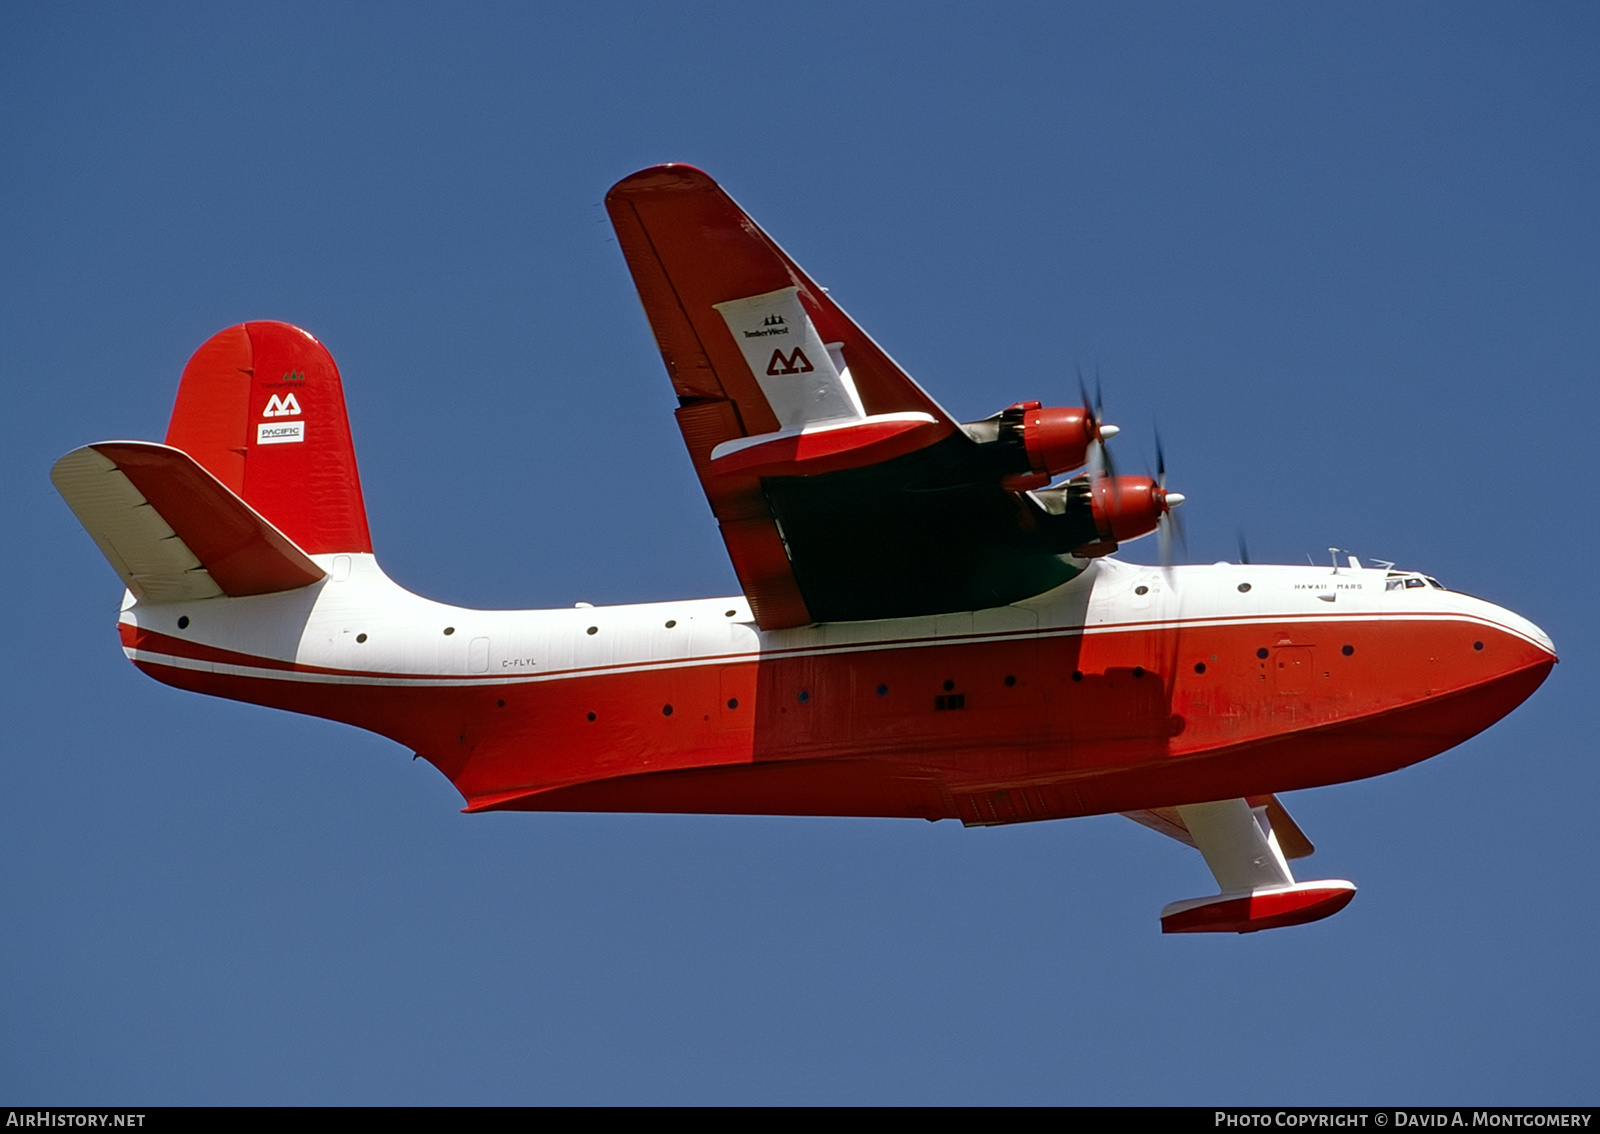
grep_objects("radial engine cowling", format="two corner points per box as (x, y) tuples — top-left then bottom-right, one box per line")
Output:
(1000, 402), (1102, 491)
(1074, 475), (1183, 556)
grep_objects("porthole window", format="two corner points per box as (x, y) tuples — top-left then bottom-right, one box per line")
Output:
(443, 626), (455, 636)
(1071, 670), (1084, 682)
(725, 609), (737, 618)
(356, 633), (368, 644)
(1473, 641), (1484, 651)
(177, 616), (189, 629)
(665, 619), (676, 629)
(1257, 648), (1269, 659)
(942, 679), (956, 692)
(1135, 585), (1149, 596)
(876, 684), (888, 696)
(1194, 662), (1207, 674)
(1132, 666), (1145, 678)
(1004, 674), (1016, 687)
(797, 690), (810, 703)
(1341, 644), (1354, 656)
(586, 711), (596, 722)
(496, 699), (506, 708)
(1237, 583), (1252, 593)
(586, 626), (598, 635)
(662, 704), (673, 716)
(726, 698), (739, 710)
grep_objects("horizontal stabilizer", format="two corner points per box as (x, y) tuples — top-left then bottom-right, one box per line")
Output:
(52, 441), (325, 603)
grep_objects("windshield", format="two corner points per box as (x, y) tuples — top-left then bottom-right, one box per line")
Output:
(1386, 572), (1445, 591)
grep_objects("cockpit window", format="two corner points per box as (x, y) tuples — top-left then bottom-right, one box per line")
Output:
(1386, 571), (1447, 592)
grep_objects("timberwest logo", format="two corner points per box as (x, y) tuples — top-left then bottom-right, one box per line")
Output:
(763, 314), (785, 327)
(263, 393), (302, 417)
(281, 370), (306, 382)
(766, 348), (814, 376)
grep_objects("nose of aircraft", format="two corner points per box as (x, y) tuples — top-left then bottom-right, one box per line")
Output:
(1391, 594), (1558, 779)
(1483, 598), (1557, 663)
(1460, 598), (1558, 746)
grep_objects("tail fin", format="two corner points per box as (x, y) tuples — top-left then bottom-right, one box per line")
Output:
(164, 322), (372, 555)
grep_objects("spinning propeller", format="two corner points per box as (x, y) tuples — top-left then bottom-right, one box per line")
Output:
(1153, 430), (1187, 575)
(1077, 364), (1121, 482)
(992, 368), (1185, 560)
(1069, 372), (1185, 561)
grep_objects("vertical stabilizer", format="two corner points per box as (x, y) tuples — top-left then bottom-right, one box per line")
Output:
(164, 321), (372, 554)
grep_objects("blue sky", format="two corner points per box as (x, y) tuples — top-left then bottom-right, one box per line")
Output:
(5, 2), (1596, 1103)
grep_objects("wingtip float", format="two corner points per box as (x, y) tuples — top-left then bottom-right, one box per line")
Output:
(54, 167), (1556, 934)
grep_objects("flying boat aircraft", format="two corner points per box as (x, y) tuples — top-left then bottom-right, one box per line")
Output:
(52, 165), (1556, 933)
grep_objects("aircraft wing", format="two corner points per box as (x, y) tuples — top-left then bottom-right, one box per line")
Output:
(607, 165), (1090, 628)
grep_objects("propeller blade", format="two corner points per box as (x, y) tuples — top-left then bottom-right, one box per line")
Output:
(1152, 426), (1185, 581)
(1095, 437), (1118, 485)
(1158, 496), (1187, 573)
(1077, 360), (1120, 493)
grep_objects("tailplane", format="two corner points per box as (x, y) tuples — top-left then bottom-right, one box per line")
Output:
(54, 322), (370, 602)
(52, 442), (326, 602)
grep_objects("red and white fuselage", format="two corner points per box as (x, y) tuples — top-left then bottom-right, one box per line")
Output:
(117, 553), (1555, 823)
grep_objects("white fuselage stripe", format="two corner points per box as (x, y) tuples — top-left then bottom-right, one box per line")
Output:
(127, 609), (1537, 689)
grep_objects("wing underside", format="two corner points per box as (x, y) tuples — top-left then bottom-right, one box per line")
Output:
(606, 165), (1100, 627)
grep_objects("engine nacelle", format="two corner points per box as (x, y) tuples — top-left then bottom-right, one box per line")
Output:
(998, 401), (1103, 491)
(1072, 475), (1180, 556)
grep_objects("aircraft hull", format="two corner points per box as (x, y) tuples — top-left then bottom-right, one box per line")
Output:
(118, 566), (1555, 825)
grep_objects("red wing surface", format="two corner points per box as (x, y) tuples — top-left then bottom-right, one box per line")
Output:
(607, 166), (1102, 627)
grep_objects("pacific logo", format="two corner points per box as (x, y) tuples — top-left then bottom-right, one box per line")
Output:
(256, 421), (305, 445)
